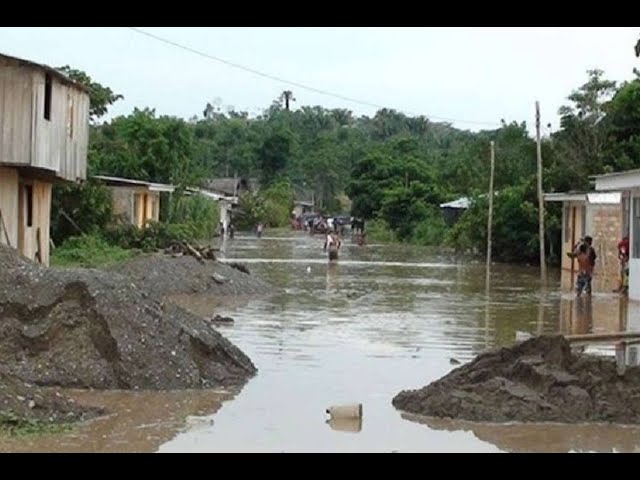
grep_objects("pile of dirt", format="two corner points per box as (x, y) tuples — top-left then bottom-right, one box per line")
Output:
(109, 253), (269, 299)
(0, 370), (104, 429)
(0, 244), (256, 391)
(393, 335), (640, 424)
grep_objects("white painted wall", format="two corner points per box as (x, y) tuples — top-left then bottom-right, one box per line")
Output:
(629, 259), (640, 301)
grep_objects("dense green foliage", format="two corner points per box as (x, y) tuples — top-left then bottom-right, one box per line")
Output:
(51, 41), (640, 265)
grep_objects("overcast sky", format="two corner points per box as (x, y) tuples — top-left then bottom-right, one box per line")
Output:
(1, 27), (639, 134)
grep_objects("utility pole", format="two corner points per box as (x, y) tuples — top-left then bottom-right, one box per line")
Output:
(536, 101), (547, 284)
(486, 141), (495, 292)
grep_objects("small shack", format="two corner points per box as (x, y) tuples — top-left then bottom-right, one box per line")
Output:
(439, 197), (471, 226)
(544, 191), (624, 290)
(93, 176), (175, 228)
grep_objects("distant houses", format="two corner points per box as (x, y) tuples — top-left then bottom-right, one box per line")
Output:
(439, 197), (471, 226)
(93, 175), (175, 228)
(0, 52), (90, 266)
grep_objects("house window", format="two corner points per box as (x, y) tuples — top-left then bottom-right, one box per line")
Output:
(24, 185), (33, 228)
(44, 73), (52, 121)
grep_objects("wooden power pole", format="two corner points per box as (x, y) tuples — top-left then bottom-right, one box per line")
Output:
(536, 101), (547, 284)
(486, 141), (495, 292)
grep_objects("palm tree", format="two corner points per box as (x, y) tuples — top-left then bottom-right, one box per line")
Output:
(279, 90), (296, 111)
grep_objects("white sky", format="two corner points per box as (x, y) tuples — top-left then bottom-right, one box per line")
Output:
(1, 27), (638, 134)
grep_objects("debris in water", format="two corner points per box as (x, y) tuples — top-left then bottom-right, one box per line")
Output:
(515, 331), (534, 342)
(210, 315), (234, 324)
(326, 403), (363, 419)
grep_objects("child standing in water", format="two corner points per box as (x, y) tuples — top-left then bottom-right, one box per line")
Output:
(576, 244), (593, 297)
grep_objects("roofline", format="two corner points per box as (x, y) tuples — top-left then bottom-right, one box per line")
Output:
(543, 192), (588, 202)
(590, 169), (640, 180)
(186, 187), (238, 204)
(93, 175), (175, 193)
(0, 52), (91, 93)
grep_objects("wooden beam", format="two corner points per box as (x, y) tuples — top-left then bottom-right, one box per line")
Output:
(0, 209), (11, 247)
(565, 331), (640, 343)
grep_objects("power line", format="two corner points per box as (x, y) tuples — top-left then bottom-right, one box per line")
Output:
(126, 27), (501, 128)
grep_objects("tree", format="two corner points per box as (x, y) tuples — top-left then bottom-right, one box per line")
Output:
(257, 130), (293, 187)
(56, 66), (123, 121)
(279, 90), (296, 111)
(605, 78), (640, 171)
(90, 108), (200, 188)
(554, 69), (617, 176)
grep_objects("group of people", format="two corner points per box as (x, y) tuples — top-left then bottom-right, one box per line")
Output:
(218, 221), (235, 239)
(569, 234), (629, 296)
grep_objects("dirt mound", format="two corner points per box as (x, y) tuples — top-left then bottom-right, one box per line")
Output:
(0, 370), (103, 431)
(393, 335), (640, 424)
(0, 245), (256, 390)
(110, 254), (269, 299)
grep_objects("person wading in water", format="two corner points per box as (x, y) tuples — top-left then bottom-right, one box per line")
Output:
(324, 231), (342, 262)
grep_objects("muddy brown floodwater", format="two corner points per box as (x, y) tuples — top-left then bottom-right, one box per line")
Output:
(6, 231), (640, 452)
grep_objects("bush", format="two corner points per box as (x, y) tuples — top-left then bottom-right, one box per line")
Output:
(366, 219), (397, 243)
(51, 180), (113, 245)
(236, 180), (294, 229)
(411, 209), (448, 246)
(51, 234), (134, 268)
(166, 192), (220, 240)
(446, 183), (540, 263)
(104, 222), (198, 252)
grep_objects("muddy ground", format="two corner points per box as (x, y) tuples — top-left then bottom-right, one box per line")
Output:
(393, 335), (640, 424)
(0, 370), (104, 432)
(0, 245), (257, 392)
(110, 254), (270, 299)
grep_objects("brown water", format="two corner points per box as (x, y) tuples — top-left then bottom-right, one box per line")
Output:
(5, 231), (640, 452)
(158, 232), (640, 453)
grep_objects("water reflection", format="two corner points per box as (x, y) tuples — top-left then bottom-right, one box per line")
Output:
(401, 413), (640, 453)
(160, 232), (640, 452)
(326, 417), (362, 433)
(0, 389), (234, 453)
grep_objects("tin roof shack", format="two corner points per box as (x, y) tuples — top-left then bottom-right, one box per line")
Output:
(544, 191), (623, 292)
(591, 169), (640, 300)
(439, 197), (471, 226)
(0, 52), (90, 266)
(93, 176), (175, 229)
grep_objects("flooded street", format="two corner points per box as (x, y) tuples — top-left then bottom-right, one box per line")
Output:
(156, 231), (640, 453)
(4, 231), (640, 453)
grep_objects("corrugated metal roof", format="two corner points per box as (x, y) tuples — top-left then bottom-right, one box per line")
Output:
(543, 192), (587, 202)
(587, 192), (621, 204)
(440, 197), (471, 209)
(0, 52), (91, 93)
(93, 175), (175, 193)
(590, 169), (640, 180)
(187, 187), (238, 204)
